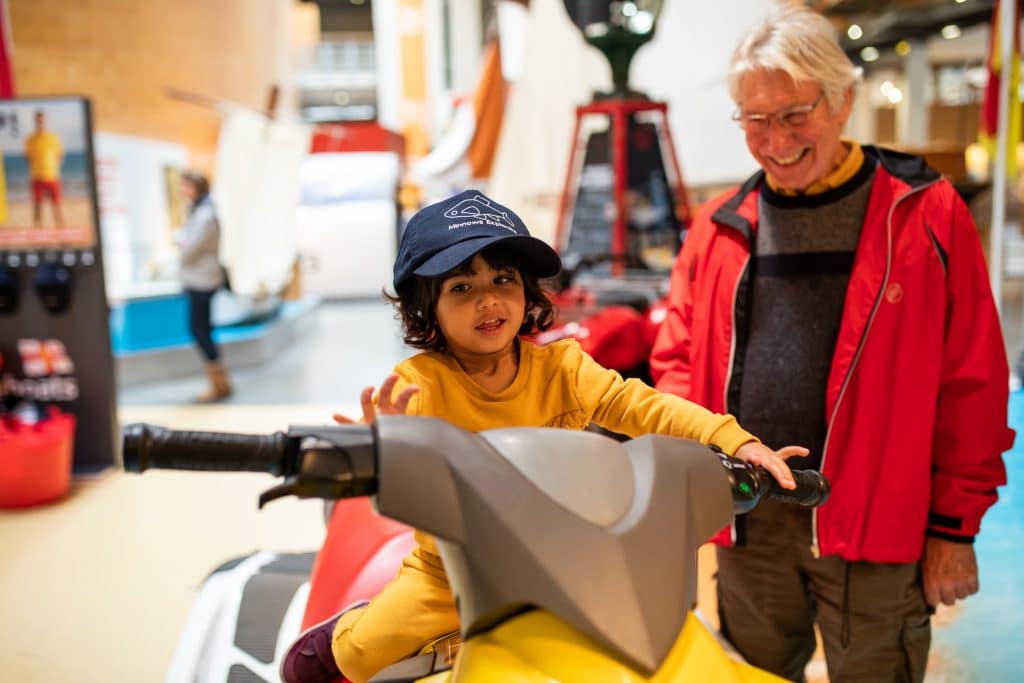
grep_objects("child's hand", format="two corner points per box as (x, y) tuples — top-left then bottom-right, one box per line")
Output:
(333, 373), (420, 424)
(733, 441), (808, 490)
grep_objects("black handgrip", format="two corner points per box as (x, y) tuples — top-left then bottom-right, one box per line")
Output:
(766, 468), (830, 507)
(122, 423), (291, 476)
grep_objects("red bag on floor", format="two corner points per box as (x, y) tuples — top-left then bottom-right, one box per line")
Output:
(0, 407), (76, 508)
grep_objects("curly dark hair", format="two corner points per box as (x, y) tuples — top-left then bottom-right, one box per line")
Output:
(386, 244), (557, 352)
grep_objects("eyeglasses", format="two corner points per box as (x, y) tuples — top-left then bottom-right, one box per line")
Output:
(731, 93), (825, 132)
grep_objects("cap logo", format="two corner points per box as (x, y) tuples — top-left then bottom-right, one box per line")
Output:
(443, 194), (517, 233)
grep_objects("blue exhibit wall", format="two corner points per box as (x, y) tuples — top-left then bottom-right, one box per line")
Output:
(932, 392), (1023, 680)
(109, 294), (193, 354)
(109, 294), (318, 356)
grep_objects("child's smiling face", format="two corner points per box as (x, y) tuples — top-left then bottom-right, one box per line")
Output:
(435, 253), (526, 361)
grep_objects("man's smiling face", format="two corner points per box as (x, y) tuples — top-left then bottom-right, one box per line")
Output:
(738, 68), (852, 192)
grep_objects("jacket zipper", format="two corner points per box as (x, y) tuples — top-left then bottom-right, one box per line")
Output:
(724, 255), (750, 544)
(810, 179), (938, 558)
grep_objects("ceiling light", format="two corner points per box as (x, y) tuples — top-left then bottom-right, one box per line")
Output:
(627, 11), (654, 34)
(965, 143), (989, 181)
(895, 40), (911, 56)
(941, 24), (961, 40)
(955, 0), (967, 4)
(880, 81), (903, 104)
(860, 46), (880, 62)
(848, 24), (863, 40)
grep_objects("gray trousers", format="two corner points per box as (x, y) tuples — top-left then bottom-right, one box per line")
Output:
(716, 501), (931, 683)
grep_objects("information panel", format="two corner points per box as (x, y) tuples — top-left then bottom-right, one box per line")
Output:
(0, 98), (98, 251)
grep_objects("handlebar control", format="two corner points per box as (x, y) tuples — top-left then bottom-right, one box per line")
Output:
(122, 423), (291, 475)
(714, 449), (830, 515)
(122, 422), (829, 517)
(258, 426), (378, 507)
(766, 468), (831, 508)
(121, 423), (380, 508)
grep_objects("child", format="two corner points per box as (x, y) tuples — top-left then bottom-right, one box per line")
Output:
(281, 190), (806, 683)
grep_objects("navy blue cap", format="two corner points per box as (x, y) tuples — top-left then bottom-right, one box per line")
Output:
(393, 190), (561, 287)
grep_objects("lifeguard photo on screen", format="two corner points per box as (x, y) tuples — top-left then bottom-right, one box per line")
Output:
(0, 97), (97, 250)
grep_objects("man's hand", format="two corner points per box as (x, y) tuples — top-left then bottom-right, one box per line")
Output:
(333, 373), (420, 424)
(922, 536), (979, 607)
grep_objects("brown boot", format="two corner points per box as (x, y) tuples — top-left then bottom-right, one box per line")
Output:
(196, 362), (233, 403)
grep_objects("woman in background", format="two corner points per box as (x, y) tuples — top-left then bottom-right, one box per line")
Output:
(176, 170), (232, 402)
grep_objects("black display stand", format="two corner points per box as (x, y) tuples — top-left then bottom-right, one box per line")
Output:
(0, 96), (117, 471)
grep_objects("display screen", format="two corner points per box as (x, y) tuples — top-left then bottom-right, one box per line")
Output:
(0, 97), (97, 251)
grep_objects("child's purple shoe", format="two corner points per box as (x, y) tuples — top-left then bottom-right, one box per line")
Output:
(280, 601), (368, 683)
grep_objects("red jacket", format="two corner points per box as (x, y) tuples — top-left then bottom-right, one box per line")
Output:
(650, 147), (1013, 562)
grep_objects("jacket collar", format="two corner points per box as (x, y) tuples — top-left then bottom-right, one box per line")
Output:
(710, 145), (940, 240)
(863, 144), (940, 188)
(711, 171), (762, 242)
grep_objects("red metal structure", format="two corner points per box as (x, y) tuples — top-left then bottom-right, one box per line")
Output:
(554, 98), (691, 276)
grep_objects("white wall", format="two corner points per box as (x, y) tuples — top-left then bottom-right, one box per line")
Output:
(448, 0), (484, 94)
(488, 0), (610, 246)
(94, 132), (189, 301)
(632, 0), (774, 186)
(371, 0), (401, 131)
(424, 0), (485, 143)
(489, 0), (774, 245)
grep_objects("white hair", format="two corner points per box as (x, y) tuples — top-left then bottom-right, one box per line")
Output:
(728, 4), (862, 112)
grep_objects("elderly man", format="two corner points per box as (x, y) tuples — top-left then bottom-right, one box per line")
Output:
(650, 6), (1012, 682)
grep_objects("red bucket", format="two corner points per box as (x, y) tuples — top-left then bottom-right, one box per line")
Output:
(0, 408), (76, 508)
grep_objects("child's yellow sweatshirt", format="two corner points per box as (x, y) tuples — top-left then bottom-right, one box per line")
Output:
(333, 339), (755, 682)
